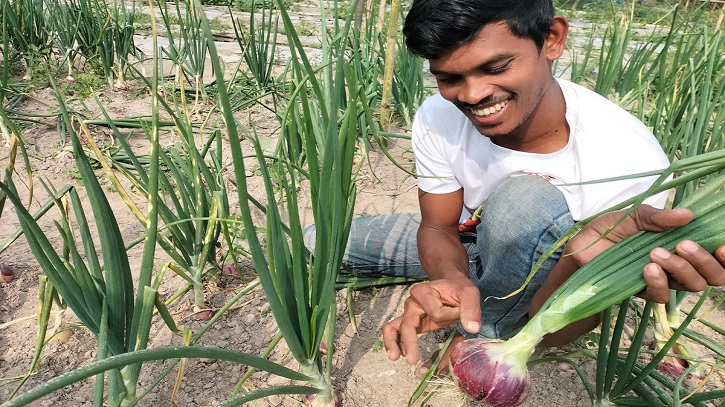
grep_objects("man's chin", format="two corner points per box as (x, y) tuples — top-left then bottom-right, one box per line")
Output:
(462, 112), (506, 136)
(471, 123), (506, 138)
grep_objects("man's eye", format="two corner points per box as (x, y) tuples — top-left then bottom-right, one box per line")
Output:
(487, 63), (509, 74)
(436, 76), (460, 84)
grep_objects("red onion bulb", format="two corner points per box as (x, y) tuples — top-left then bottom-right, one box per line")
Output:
(304, 392), (342, 407)
(1, 266), (14, 283)
(450, 338), (532, 407)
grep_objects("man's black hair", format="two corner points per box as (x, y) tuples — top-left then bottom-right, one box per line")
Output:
(403, 0), (555, 59)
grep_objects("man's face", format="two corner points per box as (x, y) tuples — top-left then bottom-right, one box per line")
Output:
(428, 22), (561, 142)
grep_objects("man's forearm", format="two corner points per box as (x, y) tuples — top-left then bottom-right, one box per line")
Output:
(417, 225), (470, 280)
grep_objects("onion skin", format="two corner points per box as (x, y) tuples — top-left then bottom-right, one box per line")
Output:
(450, 338), (531, 407)
(220, 262), (240, 276)
(304, 392), (342, 407)
(656, 355), (688, 377)
(0, 266), (14, 283)
(655, 347), (704, 379)
(319, 341), (330, 355)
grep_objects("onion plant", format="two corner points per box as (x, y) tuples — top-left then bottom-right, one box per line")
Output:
(2, 11), (164, 401)
(68, 0), (137, 89)
(232, 0), (280, 91)
(1, 8), (11, 105)
(564, 4), (668, 107)
(0, 116), (177, 405)
(449, 167), (725, 406)
(158, 0), (209, 102)
(109, 0), (136, 90)
(3, 275), (68, 400)
(79, 22), (229, 311)
(2, 9), (322, 403)
(98, 123), (230, 312)
(645, 16), (724, 179)
(69, 0), (112, 81)
(0, 109), (34, 239)
(44, 0), (83, 82)
(566, 4), (724, 174)
(1, 346), (319, 407)
(379, 0), (401, 130)
(0, 0), (51, 81)
(391, 36), (429, 126)
(651, 296), (705, 379)
(200, 0), (372, 403)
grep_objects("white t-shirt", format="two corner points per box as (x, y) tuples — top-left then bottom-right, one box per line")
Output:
(412, 78), (670, 222)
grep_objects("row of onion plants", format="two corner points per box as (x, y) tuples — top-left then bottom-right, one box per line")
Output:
(0, 17), (283, 401)
(1, 0), (138, 87)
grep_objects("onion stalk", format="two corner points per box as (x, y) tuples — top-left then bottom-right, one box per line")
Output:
(652, 302), (704, 379)
(450, 184), (725, 406)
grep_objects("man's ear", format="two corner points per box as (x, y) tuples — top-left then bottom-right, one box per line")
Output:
(544, 15), (569, 61)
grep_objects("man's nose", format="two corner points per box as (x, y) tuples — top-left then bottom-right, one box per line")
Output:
(458, 77), (493, 106)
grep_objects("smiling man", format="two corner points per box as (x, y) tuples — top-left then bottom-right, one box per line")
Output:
(303, 0), (725, 377)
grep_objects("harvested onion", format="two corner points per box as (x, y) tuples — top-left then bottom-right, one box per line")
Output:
(450, 338), (535, 407)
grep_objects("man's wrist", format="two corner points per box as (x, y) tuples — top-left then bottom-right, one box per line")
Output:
(426, 267), (471, 282)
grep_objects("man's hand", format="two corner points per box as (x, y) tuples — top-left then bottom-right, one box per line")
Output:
(381, 276), (480, 364)
(565, 205), (725, 303)
(383, 188), (476, 364)
(532, 204), (725, 347)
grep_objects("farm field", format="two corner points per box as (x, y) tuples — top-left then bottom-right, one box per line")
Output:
(0, 0), (724, 406)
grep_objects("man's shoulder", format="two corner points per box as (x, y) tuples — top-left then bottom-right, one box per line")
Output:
(558, 79), (620, 107)
(558, 79), (653, 137)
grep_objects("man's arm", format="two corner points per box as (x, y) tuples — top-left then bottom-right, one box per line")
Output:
(417, 188), (469, 280)
(382, 188), (482, 364)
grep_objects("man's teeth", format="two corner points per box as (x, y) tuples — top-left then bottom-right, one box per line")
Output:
(471, 101), (507, 117)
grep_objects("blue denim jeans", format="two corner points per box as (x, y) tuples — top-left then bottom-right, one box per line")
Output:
(303, 176), (574, 339)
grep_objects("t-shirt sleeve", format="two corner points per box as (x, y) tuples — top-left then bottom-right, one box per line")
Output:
(411, 103), (462, 194)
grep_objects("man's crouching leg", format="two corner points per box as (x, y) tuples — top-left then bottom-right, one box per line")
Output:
(466, 175), (575, 339)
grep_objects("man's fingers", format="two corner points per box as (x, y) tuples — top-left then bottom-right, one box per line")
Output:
(571, 206), (697, 270)
(651, 246), (708, 292)
(457, 285), (482, 334)
(382, 317), (403, 361)
(642, 239), (725, 302)
(409, 284), (458, 322)
(585, 206), (693, 244)
(674, 240), (725, 287)
(716, 246), (725, 270)
(398, 299), (427, 364)
(634, 206), (693, 232)
(641, 263), (671, 303)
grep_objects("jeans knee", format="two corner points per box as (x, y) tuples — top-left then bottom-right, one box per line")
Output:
(481, 176), (569, 229)
(478, 176), (571, 239)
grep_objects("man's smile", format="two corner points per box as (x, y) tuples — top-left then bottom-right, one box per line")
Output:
(470, 100), (508, 117)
